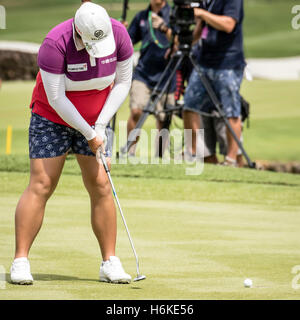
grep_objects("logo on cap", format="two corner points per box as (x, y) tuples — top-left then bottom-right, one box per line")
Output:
(94, 30), (105, 39)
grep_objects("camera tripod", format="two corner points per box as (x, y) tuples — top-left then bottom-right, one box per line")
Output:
(120, 42), (256, 169)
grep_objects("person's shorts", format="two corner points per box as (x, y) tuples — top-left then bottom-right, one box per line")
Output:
(29, 112), (111, 159)
(130, 80), (175, 122)
(183, 66), (244, 118)
(201, 113), (243, 157)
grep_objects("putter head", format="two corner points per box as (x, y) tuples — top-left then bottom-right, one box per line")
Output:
(134, 275), (146, 282)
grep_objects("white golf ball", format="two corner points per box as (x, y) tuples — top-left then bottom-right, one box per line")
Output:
(244, 278), (253, 288)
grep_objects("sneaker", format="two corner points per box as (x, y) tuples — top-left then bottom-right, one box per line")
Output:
(10, 257), (34, 285)
(100, 256), (131, 284)
(220, 156), (238, 168)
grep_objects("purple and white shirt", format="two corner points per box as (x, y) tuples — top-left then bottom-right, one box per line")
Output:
(38, 18), (133, 91)
(31, 17), (134, 137)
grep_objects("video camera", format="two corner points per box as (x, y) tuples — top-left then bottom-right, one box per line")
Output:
(170, 0), (205, 45)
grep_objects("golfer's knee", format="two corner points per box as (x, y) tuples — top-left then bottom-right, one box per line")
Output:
(87, 178), (111, 198)
(29, 175), (56, 199)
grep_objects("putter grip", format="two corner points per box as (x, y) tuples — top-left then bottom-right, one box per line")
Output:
(98, 148), (110, 173)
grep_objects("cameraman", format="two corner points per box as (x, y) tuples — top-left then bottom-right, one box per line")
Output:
(183, 0), (246, 166)
(125, 0), (176, 156)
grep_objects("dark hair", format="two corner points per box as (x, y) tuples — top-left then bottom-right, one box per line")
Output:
(75, 29), (82, 40)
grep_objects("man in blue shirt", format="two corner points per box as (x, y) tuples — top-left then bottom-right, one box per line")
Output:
(125, 0), (176, 156)
(183, 0), (246, 166)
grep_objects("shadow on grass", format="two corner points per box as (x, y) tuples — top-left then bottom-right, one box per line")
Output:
(4, 273), (98, 284)
(4, 273), (142, 288)
(33, 273), (99, 283)
(206, 178), (299, 187)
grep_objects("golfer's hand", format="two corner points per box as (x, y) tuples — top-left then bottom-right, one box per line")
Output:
(152, 13), (166, 30)
(95, 124), (108, 152)
(88, 135), (104, 155)
(96, 147), (111, 169)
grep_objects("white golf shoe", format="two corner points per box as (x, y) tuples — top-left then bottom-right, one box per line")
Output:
(10, 257), (34, 285)
(100, 256), (131, 284)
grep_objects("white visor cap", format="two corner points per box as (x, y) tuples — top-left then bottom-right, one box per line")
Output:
(74, 2), (116, 58)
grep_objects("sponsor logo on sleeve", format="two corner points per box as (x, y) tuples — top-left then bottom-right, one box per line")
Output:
(101, 57), (117, 65)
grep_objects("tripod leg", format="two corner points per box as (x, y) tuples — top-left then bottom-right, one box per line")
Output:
(189, 55), (255, 169)
(111, 114), (117, 133)
(158, 109), (173, 158)
(121, 54), (185, 155)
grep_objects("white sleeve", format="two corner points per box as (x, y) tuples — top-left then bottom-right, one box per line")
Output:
(95, 56), (133, 129)
(40, 69), (96, 141)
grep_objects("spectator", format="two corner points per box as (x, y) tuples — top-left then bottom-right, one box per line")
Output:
(125, 0), (176, 156)
(201, 110), (245, 167)
(183, 0), (246, 166)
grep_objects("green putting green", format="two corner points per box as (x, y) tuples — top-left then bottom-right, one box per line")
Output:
(0, 165), (300, 299)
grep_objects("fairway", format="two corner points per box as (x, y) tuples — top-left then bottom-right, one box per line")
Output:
(1, 80), (300, 161)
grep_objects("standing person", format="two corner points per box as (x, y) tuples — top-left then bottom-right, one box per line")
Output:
(10, 2), (134, 285)
(125, 0), (176, 156)
(201, 111), (245, 167)
(183, 0), (246, 166)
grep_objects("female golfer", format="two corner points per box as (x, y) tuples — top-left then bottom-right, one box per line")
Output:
(10, 2), (134, 284)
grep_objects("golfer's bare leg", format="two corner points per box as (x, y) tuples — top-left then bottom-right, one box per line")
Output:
(226, 117), (242, 160)
(15, 155), (66, 259)
(183, 110), (201, 155)
(76, 154), (116, 261)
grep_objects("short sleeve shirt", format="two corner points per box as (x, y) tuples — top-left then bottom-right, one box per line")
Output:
(198, 0), (246, 69)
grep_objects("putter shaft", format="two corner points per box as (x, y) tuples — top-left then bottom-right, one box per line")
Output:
(98, 150), (145, 279)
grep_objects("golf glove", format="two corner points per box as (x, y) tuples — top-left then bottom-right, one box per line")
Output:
(95, 123), (108, 152)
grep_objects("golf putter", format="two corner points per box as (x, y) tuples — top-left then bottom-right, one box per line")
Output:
(96, 148), (146, 282)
